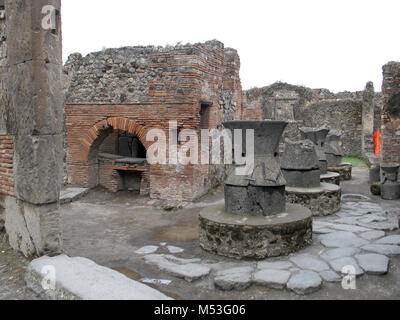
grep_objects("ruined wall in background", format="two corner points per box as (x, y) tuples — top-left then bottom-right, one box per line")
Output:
(381, 62), (400, 164)
(241, 82), (381, 157)
(64, 40), (242, 204)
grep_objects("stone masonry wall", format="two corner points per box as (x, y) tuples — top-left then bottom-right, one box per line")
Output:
(381, 62), (400, 164)
(241, 82), (381, 157)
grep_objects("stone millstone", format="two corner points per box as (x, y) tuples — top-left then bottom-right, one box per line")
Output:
(281, 139), (319, 170)
(320, 172), (341, 186)
(25, 255), (173, 300)
(370, 182), (381, 196)
(285, 182), (342, 217)
(199, 203), (312, 260)
(287, 270), (322, 295)
(328, 163), (353, 181)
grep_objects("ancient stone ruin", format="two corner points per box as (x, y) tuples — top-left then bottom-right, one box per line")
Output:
(63, 41), (242, 205)
(322, 129), (353, 181)
(380, 163), (400, 200)
(299, 127), (329, 174)
(199, 120), (313, 259)
(0, 0), (400, 301)
(281, 138), (342, 216)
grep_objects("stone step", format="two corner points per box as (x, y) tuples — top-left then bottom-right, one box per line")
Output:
(60, 188), (90, 205)
(25, 255), (173, 300)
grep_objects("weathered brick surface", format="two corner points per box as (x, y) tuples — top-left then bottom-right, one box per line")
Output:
(65, 41), (242, 203)
(0, 135), (14, 196)
(381, 62), (400, 164)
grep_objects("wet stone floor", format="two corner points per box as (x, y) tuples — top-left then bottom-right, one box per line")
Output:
(1, 167), (400, 299)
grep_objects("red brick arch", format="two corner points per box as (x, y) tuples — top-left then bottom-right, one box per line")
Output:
(81, 117), (152, 162)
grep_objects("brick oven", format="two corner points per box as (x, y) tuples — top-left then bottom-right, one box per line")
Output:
(64, 40), (242, 203)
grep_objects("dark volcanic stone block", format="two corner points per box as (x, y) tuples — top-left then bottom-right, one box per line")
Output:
(326, 154), (342, 167)
(224, 185), (285, 216)
(369, 165), (381, 183)
(281, 139), (319, 170)
(282, 169), (321, 188)
(199, 203), (313, 260)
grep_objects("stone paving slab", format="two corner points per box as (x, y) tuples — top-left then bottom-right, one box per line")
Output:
(375, 235), (400, 245)
(253, 269), (291, 290)
(319, 231), (369, 248)
(143, 254), (211, 282)
(359, 231), (386, 241)
(328, 257), (364, 277)
(361, 244), (400, 256)
(25, 255), (172, 300)
(287, 270), (322, 295)
(290, 254), (330, 272)
(60, 188), (90, 205)
(355, 254), (389, 275)
(214, 267), (253, 291)
(257, 260), (293, 270)
(319, 270), (342, 283)
(320, 247), (361, 261)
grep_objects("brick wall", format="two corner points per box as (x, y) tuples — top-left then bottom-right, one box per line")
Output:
(0, 135), (14, 196)
(64, 40), (242, 203)
(381, 62), (400, 164)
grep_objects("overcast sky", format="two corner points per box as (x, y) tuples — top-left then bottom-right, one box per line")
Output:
(61, 0), (400, 93)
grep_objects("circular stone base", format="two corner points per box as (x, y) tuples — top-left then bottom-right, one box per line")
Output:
(285, 183), (341, 217)
(199, 204), (312, 260)
(320, 171), (341, 186)
(328, 163), (352, 181)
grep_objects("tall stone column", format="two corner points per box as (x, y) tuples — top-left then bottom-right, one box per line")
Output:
(381, 62), (400, 165)
(4, 0), (63, 256)
(362, 82), (375, 156)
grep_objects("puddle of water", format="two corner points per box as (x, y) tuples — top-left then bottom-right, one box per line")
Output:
(112, 266), (183, 300)
(151, 223), (199, 242)
(342, 194), (371, 201)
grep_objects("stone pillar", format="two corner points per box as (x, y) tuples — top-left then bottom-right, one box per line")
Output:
(3, 0), (63, 256)
(381, 62), (400, 165)
(362, 82), (375, 155)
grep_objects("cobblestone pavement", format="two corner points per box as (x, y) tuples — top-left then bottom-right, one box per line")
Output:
(1, 167), (399, 300)
(0, 233), (38, 300)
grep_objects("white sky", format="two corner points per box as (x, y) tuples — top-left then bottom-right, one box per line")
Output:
(61, 0), (400, 93)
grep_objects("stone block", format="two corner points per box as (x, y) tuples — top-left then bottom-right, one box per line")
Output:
(6, 0), (62, 66)
(25, 255), (172, 300)
(14, 134), (63, 204)
(7, 61), (63, 136)
(224, 185), (286, 216)
(4, 195), (61, 257)
(282, 169), (321, 188)
(281, 139), (319, 170)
